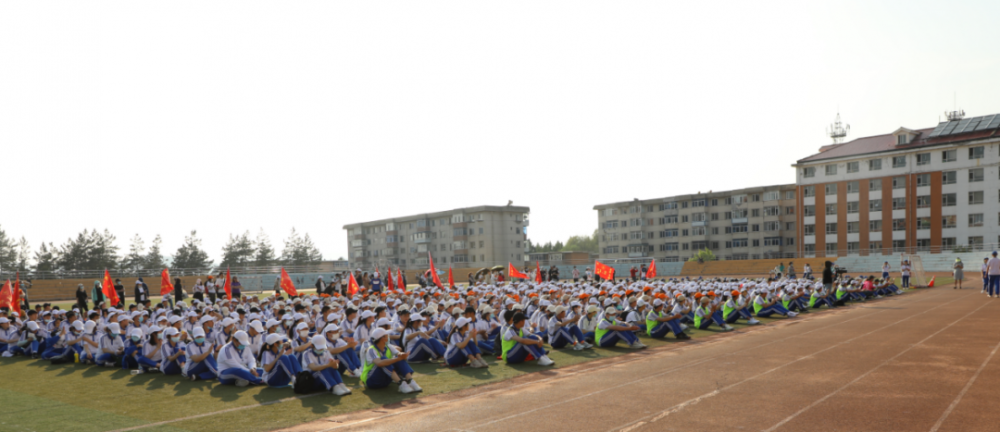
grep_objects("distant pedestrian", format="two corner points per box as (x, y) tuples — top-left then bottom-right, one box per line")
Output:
(983, 258), (990, 295)
(952, 258), (964, 290)
(986, 252), (1000, 298)
(900, 260), (911, 289)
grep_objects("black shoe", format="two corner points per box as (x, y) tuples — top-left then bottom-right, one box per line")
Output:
(676, 333), (691, 340)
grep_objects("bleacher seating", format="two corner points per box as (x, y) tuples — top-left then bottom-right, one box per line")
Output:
(680, 257), (835, 277)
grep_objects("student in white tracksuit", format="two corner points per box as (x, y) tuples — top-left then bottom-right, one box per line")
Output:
(259, 333), (302, 388)
(301, 334), (351, 395)
(184, 327), (218, 381)
(159, 327), (187, 375)
(217, 331), (262, 386)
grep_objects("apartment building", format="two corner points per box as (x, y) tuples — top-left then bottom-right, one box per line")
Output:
(343, 205), (530, 270)
(594, 185), (798, 262)
(794, 112), (1000, 256)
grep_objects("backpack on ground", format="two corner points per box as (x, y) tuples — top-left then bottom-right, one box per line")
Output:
(293, 371), (316, 394)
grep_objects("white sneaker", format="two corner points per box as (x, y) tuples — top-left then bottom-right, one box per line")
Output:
(235, 378), (250, 387)
(787, 312), (798, 318)
(747, 318), (761, 325)
(290, 375), (296, 386)
(629, 342), (646, 349)
(408, 379), (423, 392)
(723, 325), (735, 331)
(398, 381), (414, 394)
(537, 355), (555, 366)
(1, 352), (12, 358)
(131, 369), (145, 375)
(353, 368), (362, 377)
(333, 384), (351, 396)
(584, 342), (594, 349)
(573, 343), (584, 351)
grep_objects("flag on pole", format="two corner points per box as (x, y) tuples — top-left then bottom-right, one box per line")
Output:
(535, 261), (543, 283)
(279, 267), (298, 296)
(160, 269), (174, 296)
(429, 252), (443, 289)
(646, 259), (657, 279)
(387, 266), (395, 291)
(448, 267), (454, 288)
(594, 261), (614, 280)
(509, 263), (528, 279)
(13, 272), (22, 315)
(102, 269), (120, 306)
(347, 272), (360, 296)
(397, 268), (405, 293)
(223, 268), (232, 300)
(0, 280), (11, 311)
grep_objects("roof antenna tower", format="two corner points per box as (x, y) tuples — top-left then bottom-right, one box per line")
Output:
(827, 112), (849, 144)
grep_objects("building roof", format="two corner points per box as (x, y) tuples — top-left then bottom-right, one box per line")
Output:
(343, 205), (530, 229)
(593, 183), (795, 210)
(796, 113), (1000, 165)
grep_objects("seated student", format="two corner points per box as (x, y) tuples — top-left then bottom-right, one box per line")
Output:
(671, 295), (694, 326)
(693, 295), (734, 331)
(723, 291), (760, 325)
(753, 289), (798, 318)
(290, 322), (314, 362)
(474, 306), (500, 354)
(781, 287), (809, 312)
(78, 321), (102, 364)
(10, 321), (47, 358)
(645, 299), (689, 340)
(301, 334), (352, 395)
(96, 323), (125, 367)
(445, 317), (488, 368)
(362, 328), (422, 393)
(576, 305), (600, 344)
(624, 300), (647, 333)
(259, 333), (303, 388)
(217, 331), (263, 386)
(184, 327), (219, 381)
(808, 283), (832, 309)
(596, 307), (647, 348)
(547, 305), (589, 350)
(124, 328), (161, 374)
(159, 327), (187, 375)
(43, 321), (87, 361)
(322, 324), (362, 378)
(401, 314), (445, 362)
(0, 317), (20, 357)
(501, 312), (555, 366)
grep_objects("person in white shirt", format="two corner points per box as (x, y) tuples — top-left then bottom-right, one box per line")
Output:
(96, 322), (125, 366)
(259, 333), (303, 388)
(184, 327), (218, 381)
(444, 317), (488, 368)
(900, 260), (912, 289)
(546, 305), (588, 350)
(577, 305), (600, 344)
(881, 262), (891, 280)
(986, 251), (1000, 297)
(363, 328), (421, 393)
(124, 328), (161, 373)
(400, 314), (445, 362)
(645, 299), (688, 340)
(159, 327), (187, 375)
(217, 331), (262, 386)
(42, 320), (86, 361)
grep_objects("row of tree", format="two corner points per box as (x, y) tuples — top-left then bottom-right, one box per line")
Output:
(0, 225), (324, 275)
(527, 230), (599, 253)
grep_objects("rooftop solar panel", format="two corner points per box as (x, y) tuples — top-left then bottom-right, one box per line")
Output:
(974, 115), (996, 131)
(929, 122), (949, 137)
(953, 118), (972, 135)
(960, 117), (982, 133)
(941, 121), (959, 135)
(989, 115), (1000, 129)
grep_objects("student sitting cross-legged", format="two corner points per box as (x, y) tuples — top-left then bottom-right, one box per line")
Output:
(260, 333), (303, 388)
(301, 335), (351, 395)
(362, 328), (423, 394)
(595, 307), (646, 349)
(645, 299), (689, 340)
(217, 331), (263, 387)
(501, 311), (555, 366)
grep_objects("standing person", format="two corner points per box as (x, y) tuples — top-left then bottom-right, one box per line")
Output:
(315, 277), (326, 295)
(640, 263), (648, 281)
(629, 266), (638, 282)
(230, 277), (242, 300)
(572, 267), (580, 282)
(822, 261), (834, 293)
(193, 279), (205, 303)
(174, 278), (184, 305)
(803, 263), (812, 280)
(983, 258), (990, 295)
(114, 279), (125, 304)
(787, 262), (796, 279)
(986, 251), (1000, 298)
(952, 258), (964, 290)
(206, 276), (217, 304)
(135, 278), (150, 305)
(900, 260), (911, 289)
(91, 280), (104, 308)
(777, 262), (786, 279)
(585, 267), (593, 281)
(881, 262), (891, 283)
(75, 284), (89, 312)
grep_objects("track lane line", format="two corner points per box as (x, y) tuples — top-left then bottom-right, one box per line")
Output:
(928, 330), (1000, 431)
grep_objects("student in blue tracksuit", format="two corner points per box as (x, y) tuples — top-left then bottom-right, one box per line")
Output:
(123, 328), (161, 373)
(217, 331), (263, 386)
(362, 328), (421, 394)
(444, 317), (488, 368)
(259, 333), (302, 388)
(42, 320), (86, 360)
(184, 327), (218, 381)
(401, 314), (445, 362)
(96, 323), (125, 366)
(501, 312), (555, 366)
(301, 334), (351, 395)
(546, 305), (589, 350)
(645, 299), (689, 340)
(323, 324), (362, 378)
(595, 307), (647, 349)
(159, 327), (187, 375)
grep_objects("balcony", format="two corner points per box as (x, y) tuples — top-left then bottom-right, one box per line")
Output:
(454, 235), (468, 241)
(731, 217), (748, 224)
(353, 234), (365, 240)
(691, 221), (707, 227)
(415, 238), (430, 244)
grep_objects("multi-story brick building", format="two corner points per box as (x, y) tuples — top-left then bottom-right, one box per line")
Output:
(594, 185), (798, 262)
(343, 205), (530, 270)
(794, 112), (1000, 256)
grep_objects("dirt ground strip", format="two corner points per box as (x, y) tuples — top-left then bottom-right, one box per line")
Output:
(281, 283), (1000, 432)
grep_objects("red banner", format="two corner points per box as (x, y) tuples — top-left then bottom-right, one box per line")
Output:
(347, 272), (360, 296)
(102, 269), (120, 306)
(594, 261), (615, 280)
(280, 267), (298, 297)
(223, 268), (232, 300)
(509, 263), (528, 279)
(160, 269), (174, 296)
(646, 259), (657, 279)
(429, 252), (443, 289)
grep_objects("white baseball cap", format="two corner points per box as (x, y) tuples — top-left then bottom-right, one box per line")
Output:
(234, 331), (250, 345)
(311, 334), (328, 350)
(370, 328), (390, 341)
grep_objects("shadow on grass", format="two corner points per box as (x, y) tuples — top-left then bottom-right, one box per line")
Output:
(174, 378), (214, 396)
(209, 382), (253, 402)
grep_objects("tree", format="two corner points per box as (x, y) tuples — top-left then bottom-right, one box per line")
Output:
(253, 228), (276, 265)
(281, 228), (323, 265)
(0, 225), (17, 273)
(561, 230), (598, 253)
(89, 229), (120, 269)
(14, 237), (31, 272)
(144, 235), (166, 270)
(121, 234), (146, 273)
(34, 242), (58, 273)
(219, 231), (254, 268)
(688, 248), (717, 263)
(172, 230), (213, 270)
(56, 229), (93, 271)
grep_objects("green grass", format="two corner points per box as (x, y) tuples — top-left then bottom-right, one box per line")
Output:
(0, 314), (798, 432)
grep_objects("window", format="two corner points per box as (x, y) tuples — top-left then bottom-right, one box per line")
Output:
(869, 220), (882, 232)
(969, 146), (984, 160)
(785, 191), (796, 200)
(916, 153), (930, 166)
(752, 224), (760, 232)
(942, 193), (957, 207)
(732, 239), (748, 248)
(942, 238), (956, 250)
(803, 167), (815, 178)
(869, 159), (882, 171)
(764, 221), (780, 231)
(916, 195), (930, 209)
(846, 202), (859, 213)
(869, 178), (882, 191)
(892, 156), (906, 168)
(764, 206), (780, 216)
(691, 213), (706, 222)
(825, 165), (837, 175)
(785, 206), (795, 215)
(848, 242), (860, 253)
(786, 222), (795, 231)
(803, 186), (815, 197)
(892, 219), (906, 231)
(661, 243), (679, 251)
(786, 237), (795, 245)
(730, 224), (748, 233)
(847, 162), (859, 173)
(892, 176), (906, 189)
(711, 227), (719, 235)
(682, 243), (689, 250)
(764, 237), (783, 246)
(942, 215), (957, 229)
(969, 191), (984, 205)
(969, 213), (984, 227)
(847, 221), (859, 233)
(892, 197), (906, 210)
(893, 240), (906, 252)
(917, 217), (931, 230)
(665, 215), (678, 224)
(751, 194), (761, 202)
(897, 135), (908, 145)
(916, 174), (931, 187)
(825, 223), (837, 234)
(692, 227), (706, 236)
(942, 150), (957, 162)
(869, 241), (882, 252)
(969, 236), (984, 249)
(710, 213), (719, 221)
(681, 215), (688, 223)
(826, 243), (838, 255)
(733, 209), (747, 218)
(942, 171), (957, 185)
(804, 224), (815, 235)
(661, 229), (679, 238)
(847, 181), (859, 193)
(660, 202), (677, 210)
(805, 244), (816, 254)
(969, 168), (984, 183)
(825, 184), (837, 195)
(682, 202), (688, 208)
(682, 229), (689, 236)
(751, 209), (760, 217)
(826, 204), (837, 215)
(869, 199), (882, 212)
(691, 199), (706, 207)
(763, 191), (780, 201)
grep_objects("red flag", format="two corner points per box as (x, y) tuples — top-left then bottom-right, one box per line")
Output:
(646, 259), (657, 279)
(535, 261), (543, 283)
(0, 280), (10, 310)
(160, 269), (175, 296)
(223, 268), (233, 300)
(448, 267), (454, 288)
(594, 261), (614, 280)
(509, 263), (528, 279)
(347, 272), (360, 296)
(13, 272), (22, 315)
(397, 268), (405, 293)
(386, 266), (395, 291)
(102, 269), (120, 306)
(429, 252), (443, 289)
(279, 268), (298, 296)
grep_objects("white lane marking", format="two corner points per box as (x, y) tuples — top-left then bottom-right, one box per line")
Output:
(762, 296), (992, 432)
(611, 292), (973, 432)
(108, 393), (325, 432)
(929, 332), (1000, 431)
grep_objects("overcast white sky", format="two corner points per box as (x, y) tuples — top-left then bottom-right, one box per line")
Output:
(2, 0), (999, 264)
